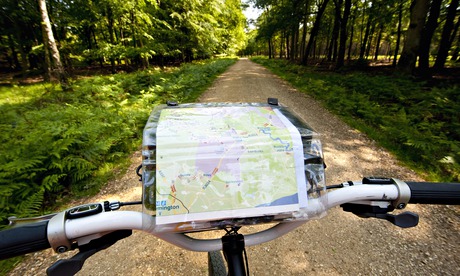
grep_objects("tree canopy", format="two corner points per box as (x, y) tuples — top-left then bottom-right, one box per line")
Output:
(248, 0), (460, 74)
(0, 0), (247, 75)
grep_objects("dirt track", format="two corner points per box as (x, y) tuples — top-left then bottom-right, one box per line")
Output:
(10, 58), (460, 275)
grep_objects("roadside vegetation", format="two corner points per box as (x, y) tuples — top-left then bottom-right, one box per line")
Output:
(1, 0), (459, 273)
(0, 58), (236, 228)
(252, 57), (459, 182)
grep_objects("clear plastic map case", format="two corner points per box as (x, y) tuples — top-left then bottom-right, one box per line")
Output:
(142, 101), (327, 233)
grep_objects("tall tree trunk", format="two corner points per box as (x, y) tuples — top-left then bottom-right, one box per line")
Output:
(300, 0), (310, 62)
(418, 0), (442, 75)
(397, 0), (430, 75)
(300, 18), (308, 61)
(106, 5), (116, 73)
(290, 26), (297, 61)
(268, 39), (273, 59)
(281, 32), (285, 59)
(393, 0), (403, 67)
(347, 14), (356, 60)
(38, 0), (69, 89)
(337, 0), (351, 68)
(286, 33), (291, 59)
(328, 0), (342, 62)
(42, 30), (51, 82)
(365, 22), (376, 58)
(302, 0), (331, 65)
(433, 0), (459, 70)
(374, 25), (384, 61)
(359, 4), (373, 59)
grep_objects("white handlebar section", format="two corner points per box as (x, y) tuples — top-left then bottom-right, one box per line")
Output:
(327, 184), (399, 207)
(64, 185), (399, 252)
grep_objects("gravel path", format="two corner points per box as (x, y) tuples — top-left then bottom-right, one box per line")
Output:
(10, 58), (460, 275)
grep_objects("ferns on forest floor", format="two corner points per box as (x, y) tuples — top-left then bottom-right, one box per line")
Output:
(0, 58), (236, 225)
(252, 57), (459, 182)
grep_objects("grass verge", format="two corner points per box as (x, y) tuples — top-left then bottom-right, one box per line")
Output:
(251, 57), (459, 182)
(0, 58), (236, 274)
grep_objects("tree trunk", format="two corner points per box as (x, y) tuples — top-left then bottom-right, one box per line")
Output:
(433, 0), (459, 70)
(374, 25), (383, 61)
(300, 0), (310, 62)
(347, 14), (356, 60)
(393, 0), (403, 67)
(337, 0), (351, 68)
(302, 0), (331, 65)
(281, 32), (285, 59)
(268, 39), (273, 59)
(38, 0), (69, 89)
(42, 29), (51, 82)
(290, 26), (297, 61)
(365, 22), (376, 58)
(300, 16), (308, 61)
(286, 33), (291, 59)
(359, 4), (373, 59)
(397, 0), (430, 74)
(106, 5), (116, 73)
(328, 0), (342, 62)
(418, 0), (442, 75)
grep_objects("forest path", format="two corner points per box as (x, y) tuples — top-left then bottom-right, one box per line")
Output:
(10, 58), (460, 275)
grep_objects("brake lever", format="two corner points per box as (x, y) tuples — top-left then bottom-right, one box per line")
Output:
(341, 202), (419, 228)
(8, 213), (57, 227)
(356, 211), (419, 228)
(46, 230), (132, 276)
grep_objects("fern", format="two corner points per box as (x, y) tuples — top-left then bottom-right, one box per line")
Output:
(0, 58), (237, 224)
(15, 189), (44, 217)
(252, 57), (460, 181)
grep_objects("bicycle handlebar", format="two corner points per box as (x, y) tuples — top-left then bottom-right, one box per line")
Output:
(406, 182), (460, 205)
(1, 180), (459, 261)
(0, 221), (50, 259)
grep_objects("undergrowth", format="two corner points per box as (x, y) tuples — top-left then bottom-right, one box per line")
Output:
(0, 58), (236, 228)
(252, 57), (459, 182)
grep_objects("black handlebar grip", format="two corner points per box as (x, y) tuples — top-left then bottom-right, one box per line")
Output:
(0, 220), (50, 260)
(406, 182), (460, 205)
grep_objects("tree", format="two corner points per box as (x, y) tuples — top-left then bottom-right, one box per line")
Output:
(433, 0), (460, 70)
(418, 0), (443, 75)
(38, 0), (69, 88)
(359, 1), (374, 59)
(397, 0), (430, 74)
(392, 0), (404, 67)
(302, 0), (331, 65)
(336, 0), (352, 68)
(327, 0), (342, 62)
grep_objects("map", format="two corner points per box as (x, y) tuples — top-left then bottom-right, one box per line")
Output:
(155, 106), (306, 225)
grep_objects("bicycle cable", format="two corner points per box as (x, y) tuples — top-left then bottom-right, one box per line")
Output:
(243, 248), (250, 276)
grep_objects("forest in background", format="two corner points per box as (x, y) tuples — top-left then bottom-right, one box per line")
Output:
(0, 1), (459, 272)
(0, 0), (246, 80)
(245, 0), (460, 77)
(0, 0), (459, 216)
(1, 0), (460, 81)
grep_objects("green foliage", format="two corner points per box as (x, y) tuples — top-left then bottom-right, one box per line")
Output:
(252, 57), (460, 181)
(0, 58), (236, 226)
(0, 0), (246, 71)
(0, 256), (23, 276)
